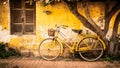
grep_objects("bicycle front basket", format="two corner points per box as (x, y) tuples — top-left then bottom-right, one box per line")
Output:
(48, 29), (55, 36)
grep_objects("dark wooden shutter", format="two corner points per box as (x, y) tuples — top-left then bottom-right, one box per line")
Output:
(10, 0), (36, 34)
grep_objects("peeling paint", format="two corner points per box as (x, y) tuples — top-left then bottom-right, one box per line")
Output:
(40, 26), (79, 42)
(0, 26), (9, 42)
(39, 26), (50, 38)
(19, 35), (38, 49)
(10, 35), (39, 49)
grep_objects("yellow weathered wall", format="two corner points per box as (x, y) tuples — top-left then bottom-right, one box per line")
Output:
(36, 2), (82, 38)
(0, 1), (119, 54)
(0, 0), (8, 29)
(0, 0), (9, 43)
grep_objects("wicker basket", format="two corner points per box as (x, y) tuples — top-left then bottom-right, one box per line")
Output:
(48, 29), (55, 36)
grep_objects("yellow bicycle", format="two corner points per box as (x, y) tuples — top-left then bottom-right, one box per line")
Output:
(39, 25), (106, 61)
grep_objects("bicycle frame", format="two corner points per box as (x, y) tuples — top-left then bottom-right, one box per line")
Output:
(54, 28), (86, 54)
(54, 28), (106, 54)
(77, 34), (106, 50)
(39, 25), (107, 61)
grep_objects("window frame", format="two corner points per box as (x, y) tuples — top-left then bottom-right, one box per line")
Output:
(10, 0), (36, 35)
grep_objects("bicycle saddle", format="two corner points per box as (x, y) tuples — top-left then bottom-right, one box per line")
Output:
(72, 29), (82, 34)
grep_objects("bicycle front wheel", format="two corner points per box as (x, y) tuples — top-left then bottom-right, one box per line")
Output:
(78, 37), (104, 61)
(39, 38), (61, 60)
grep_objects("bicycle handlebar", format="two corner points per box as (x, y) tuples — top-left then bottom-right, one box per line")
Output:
(55, 24), (68, 29)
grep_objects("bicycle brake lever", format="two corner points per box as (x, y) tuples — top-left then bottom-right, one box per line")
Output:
(61, 25), (68, 29)
(62, 25), (68, 27)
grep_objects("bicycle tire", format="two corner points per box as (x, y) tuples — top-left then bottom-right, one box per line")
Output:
(78, 37), (104, 61)
(39, 38), (61, 60)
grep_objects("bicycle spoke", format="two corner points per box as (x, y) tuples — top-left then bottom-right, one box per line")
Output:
(82, 39), (89, 47)
(78, 37), (104, 61)
(39, 38), (61, 60)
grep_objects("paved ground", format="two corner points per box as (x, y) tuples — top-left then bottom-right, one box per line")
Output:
(0, 57), (120, 68)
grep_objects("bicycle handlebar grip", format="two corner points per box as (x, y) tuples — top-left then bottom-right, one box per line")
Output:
(62, 25), (68, 27)
(61, 25), (68, 29)
(55, 24), (68, 29)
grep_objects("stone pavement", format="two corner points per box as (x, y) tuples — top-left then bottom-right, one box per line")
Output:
(0, 57), (120, 68)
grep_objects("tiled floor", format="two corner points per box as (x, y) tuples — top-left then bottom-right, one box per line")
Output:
(0, 57), (119, 68)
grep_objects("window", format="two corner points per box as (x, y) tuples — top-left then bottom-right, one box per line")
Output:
(10, 0), (36, 34)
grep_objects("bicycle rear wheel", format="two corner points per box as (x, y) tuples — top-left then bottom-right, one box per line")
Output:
(39, 38), (61, 60)
(78, 37), (104, 61)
